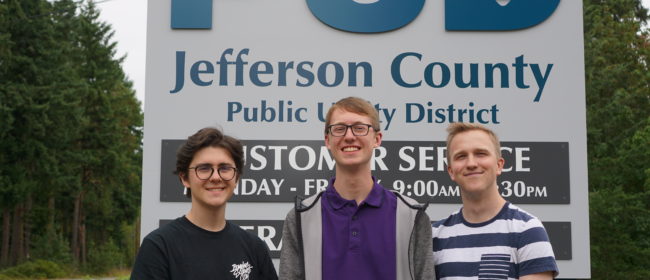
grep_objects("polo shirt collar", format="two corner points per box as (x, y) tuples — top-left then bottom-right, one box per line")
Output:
(364, 177), (383, 207)
(325, 177), (384, 210)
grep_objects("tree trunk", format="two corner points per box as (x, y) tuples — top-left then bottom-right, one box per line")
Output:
(71, 191), (82, 263)
(80, 223), (86, 265)
(24, 195), (32, 260)
(47, 196), (55, 239)
(135, 214), (141, 256)
(10, 203), (24, 265)
(1, 209), (11, 267)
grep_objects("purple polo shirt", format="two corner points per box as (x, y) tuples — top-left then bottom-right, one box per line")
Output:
(321, 177), (397, 280)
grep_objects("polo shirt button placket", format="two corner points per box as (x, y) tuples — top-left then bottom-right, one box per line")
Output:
(350, 210), (360, 251)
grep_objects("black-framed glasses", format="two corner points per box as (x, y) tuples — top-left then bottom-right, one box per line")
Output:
(327, 124), (374, 137)
(188, 164), (238, 181)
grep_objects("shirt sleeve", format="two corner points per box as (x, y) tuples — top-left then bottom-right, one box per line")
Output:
(255, 234), (279, 280)
(516, 219), (559, 278)
(410, 210), (435, 280)
(130, 236), (170, 280)
(279, 209), (304, 280)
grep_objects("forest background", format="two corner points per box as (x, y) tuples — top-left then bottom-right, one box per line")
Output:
(0, 0), (649, 279)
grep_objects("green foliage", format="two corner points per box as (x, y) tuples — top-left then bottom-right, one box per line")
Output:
(0, 260), (68, 279)
(0, 0), (142, 274)
(615, 118), (650, 191)
(30, 229), (73, 265)
(584, 0), (650, 278)
(120, 222), (139, 267)
(83, 239), (124, 275)
(590, 187), (650, 279)
(583, 0), (650, 193)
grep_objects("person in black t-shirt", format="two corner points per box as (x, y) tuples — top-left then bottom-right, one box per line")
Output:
(131, 127), (278, 280)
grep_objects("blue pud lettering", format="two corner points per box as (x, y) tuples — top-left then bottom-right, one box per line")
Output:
(406, 102), (500, 124)
(391, 52), (553, 102)
(228, 100), (308, 123)
(170, 49), (372, 93)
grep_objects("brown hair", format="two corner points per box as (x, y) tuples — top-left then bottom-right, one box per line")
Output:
(446, 122), (501, 162)
(324, 96), (380, 134)
(175, 127), (244, 198)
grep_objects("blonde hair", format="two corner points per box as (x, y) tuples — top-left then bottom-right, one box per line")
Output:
(324, 96), (379, 134)
(446, 122), (501, 160)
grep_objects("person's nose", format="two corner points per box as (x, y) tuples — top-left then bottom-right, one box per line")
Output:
(209, 169), (223, 182)
(466, 155), (478, 168)
(343, 126), (356, 140)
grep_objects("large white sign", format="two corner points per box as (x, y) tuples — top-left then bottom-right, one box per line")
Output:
(143, 0), (589, 277)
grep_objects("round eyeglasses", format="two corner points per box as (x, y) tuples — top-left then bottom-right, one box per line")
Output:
(188, 164), (238, 181)
(327, 124), (374, 137)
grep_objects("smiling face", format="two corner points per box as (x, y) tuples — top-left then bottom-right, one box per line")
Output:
(325, 109), (382, 170)
(447, 129), (504, 198)
(180, 146), (238, 211)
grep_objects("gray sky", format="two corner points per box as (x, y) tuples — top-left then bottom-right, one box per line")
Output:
(97, 0), (147, 107)
(96, 0), (650, 109)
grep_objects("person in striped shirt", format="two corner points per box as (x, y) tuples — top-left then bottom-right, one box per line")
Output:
(432, 123), (558, 280)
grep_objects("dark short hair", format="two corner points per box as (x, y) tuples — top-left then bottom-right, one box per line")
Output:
(175, 127), (244, 198)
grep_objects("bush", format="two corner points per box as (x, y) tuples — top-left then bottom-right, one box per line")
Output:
(84, 238), (125, 275)
(30, 228), (73, 265)
(120, 221), (138, 267)
(590, 187), (650, 279)
(0, 259), (67, 279)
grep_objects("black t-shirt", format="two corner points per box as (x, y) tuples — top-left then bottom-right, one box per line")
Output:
(131, 216), (278, 280)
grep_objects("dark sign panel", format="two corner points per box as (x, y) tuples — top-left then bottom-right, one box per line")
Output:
(161, 139), (569, 204)
(160, 219), (571, 260)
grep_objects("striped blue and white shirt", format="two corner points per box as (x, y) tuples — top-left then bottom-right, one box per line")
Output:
(431, 202), (558, 280)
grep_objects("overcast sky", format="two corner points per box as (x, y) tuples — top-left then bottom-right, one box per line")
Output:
(96, 0), (147, 107)
(96, 0), (650, 109)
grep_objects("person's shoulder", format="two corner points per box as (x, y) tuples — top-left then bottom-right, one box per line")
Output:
(228, 222), (260, 240)
(295, 191), (324, 212)
(391, 190), (428, 210)
(227, 222), (269, 248)
(143, 216), (186, 240)
(502, 203), (542, 223)
(227, 221), (251, 235)
(431, 209), (462, 228)
(496, 203), (548, 236)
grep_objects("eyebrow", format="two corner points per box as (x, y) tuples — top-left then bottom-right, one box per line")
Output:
(474, 148), (491, 153)
(451, 148), (491, 156)
(195, 162), (235, 167)
(451, 151), (466, 157)
(331, 122), (368, 125)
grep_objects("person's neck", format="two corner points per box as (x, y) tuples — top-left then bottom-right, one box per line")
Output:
(333, 166), (374, 205)
(185, 204), (227, 232)
(461, 187), (506, 224)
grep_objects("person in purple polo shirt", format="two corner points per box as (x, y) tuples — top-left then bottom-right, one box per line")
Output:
(279, 97), (435, 280)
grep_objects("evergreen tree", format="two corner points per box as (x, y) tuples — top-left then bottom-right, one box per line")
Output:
(584, 0), (650, 278)
(584, 0), (650, 193)
(0, 0), (77, 266)
(69, 0), (143, 267)
(0, 0), (14, 268)
(0, 0), (142, 272)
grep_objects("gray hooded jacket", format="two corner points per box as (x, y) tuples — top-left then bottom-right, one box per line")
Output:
(279, 191), (435, 280)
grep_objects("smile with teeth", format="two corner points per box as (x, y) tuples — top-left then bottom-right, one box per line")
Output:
(205, 186), (226, 191)
(342, 146), (360, 152)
